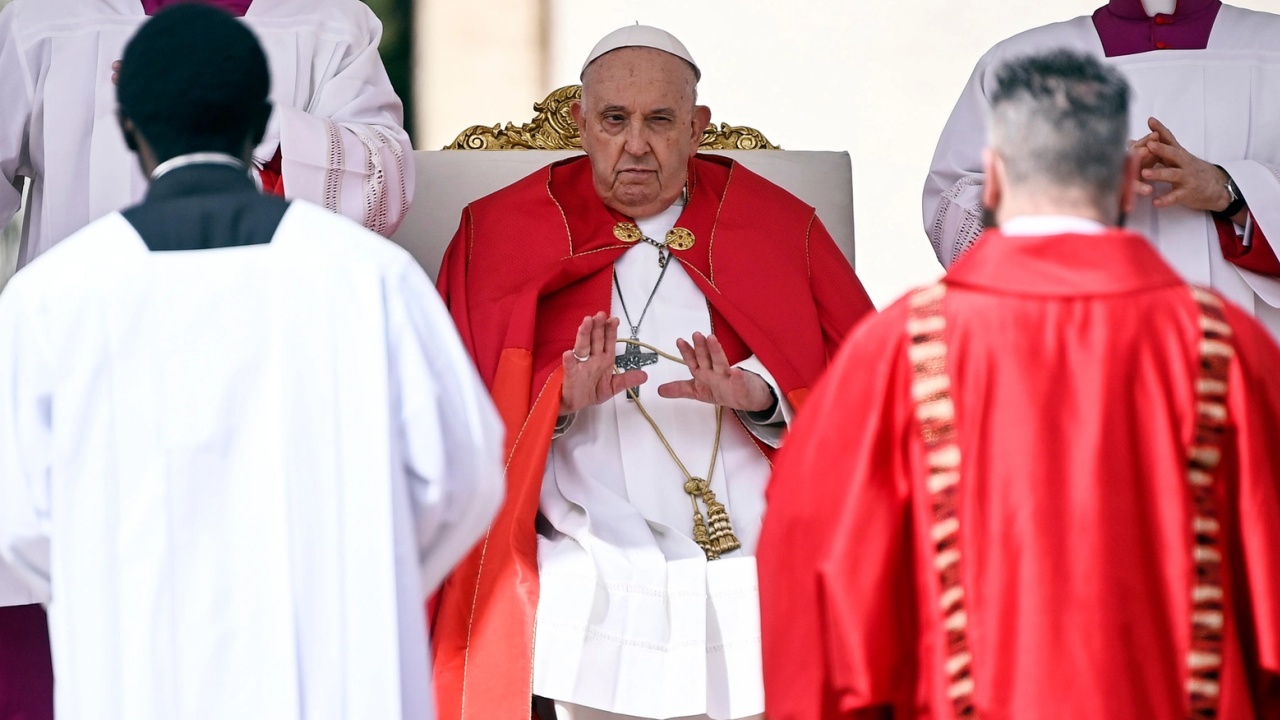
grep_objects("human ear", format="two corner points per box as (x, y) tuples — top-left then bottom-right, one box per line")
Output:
(691, 105), (711, 148)
(981, 148), (1002, 212)
(118, 111), (139, 152)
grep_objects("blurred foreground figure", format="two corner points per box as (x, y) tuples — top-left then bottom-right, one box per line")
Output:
(0, 7), (502, 719)
(925, 0), (1280, 338)
(0, 0), (413, 275)
(431, 24), (873, 720)
(762, 50), (1280, 720)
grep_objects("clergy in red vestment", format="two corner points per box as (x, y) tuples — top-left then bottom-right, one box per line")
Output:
(761, 50), (1280, 720)
(431, 25), (874, 720)
(924, 0), (1280, 339)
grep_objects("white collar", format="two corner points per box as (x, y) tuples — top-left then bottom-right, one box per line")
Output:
(1000, 215), (1109, 237)
(150, 152), (247, 181)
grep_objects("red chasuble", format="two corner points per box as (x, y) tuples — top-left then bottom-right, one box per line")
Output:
(432, 154), (874, 719)
(758, 229), (1280, 720)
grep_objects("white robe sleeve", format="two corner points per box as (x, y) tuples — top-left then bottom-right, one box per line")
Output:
(264, 8), (414, 238)
(0, 4), (32, 226)
(0, 278), (53, 606)
(386, 256), (504, 594)
(922, 54), (993, 269)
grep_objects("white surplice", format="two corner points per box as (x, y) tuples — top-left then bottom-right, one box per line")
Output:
(923, 4), (1280, 335)
(0, 201), (504, 720)
(532, 203), (788, 720)
(0, 0), (414, 269)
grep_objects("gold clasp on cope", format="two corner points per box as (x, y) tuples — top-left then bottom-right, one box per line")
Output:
(665, 227), (695, 252)
(613, 222), (643, 243)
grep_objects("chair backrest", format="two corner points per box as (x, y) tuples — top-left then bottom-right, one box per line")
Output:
(390, 86), (855, 282)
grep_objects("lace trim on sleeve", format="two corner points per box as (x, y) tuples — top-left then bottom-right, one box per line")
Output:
(322, 119), (343, 215)
(374, 126), (411, 228)
(930, 177), (986, 266)
(353, 129), (390, 235)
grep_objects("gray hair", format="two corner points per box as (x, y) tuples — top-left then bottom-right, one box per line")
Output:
(989, 50), (1131, 207)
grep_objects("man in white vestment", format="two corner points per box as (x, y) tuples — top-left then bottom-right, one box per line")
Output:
(430, 25), (875, 720)
(0, 0), (414, 277)
(0, 7), (503, 719)
(924, 0), (1280, 335)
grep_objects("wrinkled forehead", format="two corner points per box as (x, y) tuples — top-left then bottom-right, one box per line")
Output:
(580, 47), (698, 108)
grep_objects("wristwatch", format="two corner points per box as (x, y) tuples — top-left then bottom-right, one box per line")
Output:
(1212, 164), (1247, 219)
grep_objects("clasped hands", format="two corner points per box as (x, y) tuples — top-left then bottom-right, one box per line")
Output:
(1131, 116), (1245, 223)
(559, 312), (774, 416)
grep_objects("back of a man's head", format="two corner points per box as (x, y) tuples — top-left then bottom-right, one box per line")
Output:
(117, 3), (271, 163)
(988, 50), (1131, 210)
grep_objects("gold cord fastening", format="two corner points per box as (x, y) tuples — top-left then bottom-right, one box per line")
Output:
(619, 339), (741, 560)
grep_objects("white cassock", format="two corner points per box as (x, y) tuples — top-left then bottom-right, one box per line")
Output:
(0, 0), (414, 269)
(0, 201), (504, 720)
(533, 200), (783, 720)
(924, 4), (1280, 335)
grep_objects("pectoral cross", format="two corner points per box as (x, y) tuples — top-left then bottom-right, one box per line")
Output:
(616, 338), (658, 402)
(615, 339), (658, 371)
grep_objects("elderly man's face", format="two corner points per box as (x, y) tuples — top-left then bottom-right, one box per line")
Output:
(572, 47), (711, 218)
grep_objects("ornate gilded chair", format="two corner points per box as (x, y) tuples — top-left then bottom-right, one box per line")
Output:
(390, 85), (856, 281)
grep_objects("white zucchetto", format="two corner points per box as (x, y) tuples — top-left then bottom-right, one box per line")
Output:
(580, 24), (701, 80)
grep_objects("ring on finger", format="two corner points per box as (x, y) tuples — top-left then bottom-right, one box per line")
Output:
(572, 349), (590, 362)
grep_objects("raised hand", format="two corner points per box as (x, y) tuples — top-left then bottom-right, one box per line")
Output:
(112, 60), (121, 85)
(559, 312), (647, 415)
(657, 332), (774, 412)
(1137, 117), (1237, 217)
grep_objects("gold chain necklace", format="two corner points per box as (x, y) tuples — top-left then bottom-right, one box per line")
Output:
(617, 338), (742, 560)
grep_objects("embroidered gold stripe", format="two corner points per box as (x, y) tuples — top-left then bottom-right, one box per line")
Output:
(908, 283), (979, 719)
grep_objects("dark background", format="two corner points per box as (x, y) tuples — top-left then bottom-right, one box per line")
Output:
(360, 0), (415, 143)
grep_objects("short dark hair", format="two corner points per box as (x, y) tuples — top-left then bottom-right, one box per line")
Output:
(117, 3), (271, 161)
(989, 50), (1131, 205)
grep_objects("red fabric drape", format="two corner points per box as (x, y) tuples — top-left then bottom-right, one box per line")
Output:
(258, 148), (285, 198)
(759, 229), (1280, 720)
(1217, 214), (1280, 276)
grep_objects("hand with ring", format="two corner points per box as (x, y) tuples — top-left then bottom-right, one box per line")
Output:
(560, 312), (647, 415)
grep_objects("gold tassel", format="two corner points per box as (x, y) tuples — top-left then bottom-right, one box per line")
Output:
(637, 396), (735, 562)
(701, 487), (741, 556)
(685, 478), (739, 560)
(692, 511), (718, 560)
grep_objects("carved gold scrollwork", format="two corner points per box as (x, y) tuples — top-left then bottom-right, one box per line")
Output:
(446, 85), (780, 151)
